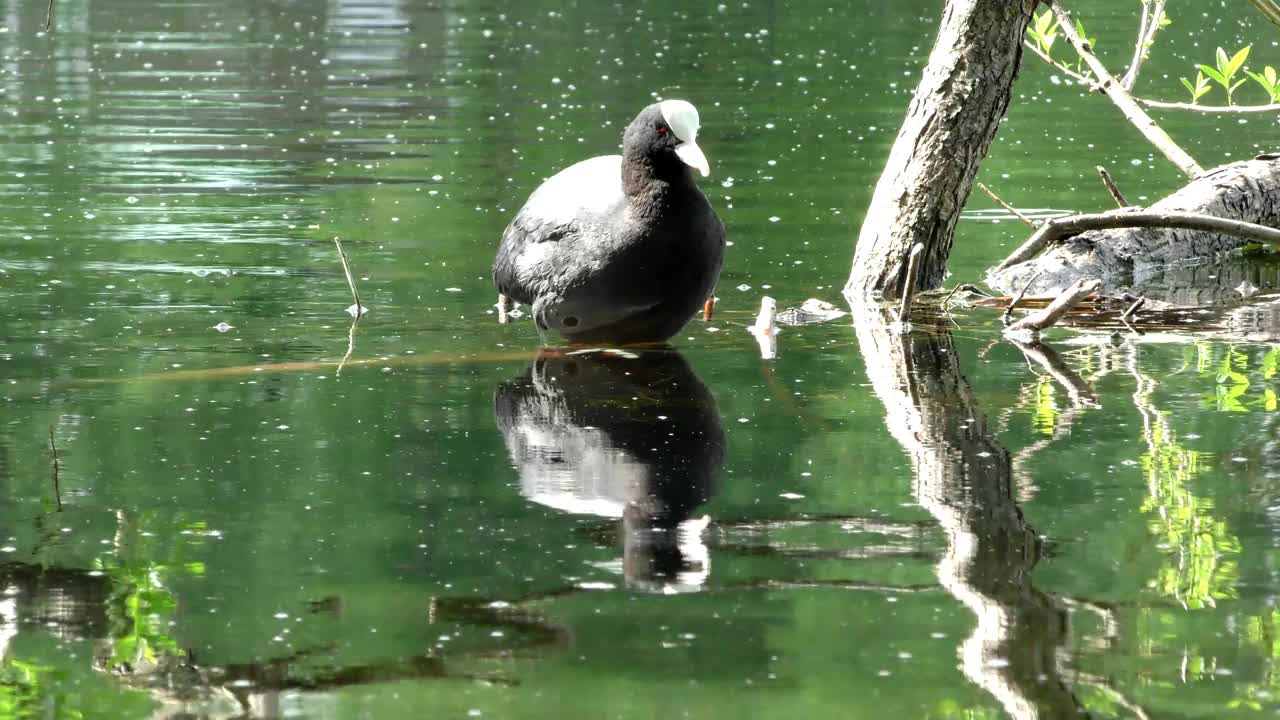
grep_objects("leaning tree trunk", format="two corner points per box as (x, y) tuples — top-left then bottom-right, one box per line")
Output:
(988, 156), (1280, 296)
(844, 0), (1037, 300)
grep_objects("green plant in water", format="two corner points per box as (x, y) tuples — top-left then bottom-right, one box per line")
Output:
(1246, 65), (1280, 102)
(1180, 71), (1212, 104)
(1198, 46), (1252, 105)
(94, 515), (207, 673)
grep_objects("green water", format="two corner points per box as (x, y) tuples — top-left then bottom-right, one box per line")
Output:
(1, 0), (1279, 717)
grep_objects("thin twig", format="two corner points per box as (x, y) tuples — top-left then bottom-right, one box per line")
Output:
(497, 294), (513, 324)
(48, 426), (62, 511)
(1121, 296), (1146, 321)
(1095, 166), (1129, 208)
(1005, 278), (1101, 337)
(1024, 41), (1092, 85)
(1029, 30), (1278, 114)
(1051, 3), (1203, 179)
(977, 183), (1037, 228)
(1002, 270), (1043, 326)
(45, 0), (54, 31)
(333, 238), (365, 317)
(1135, 98), (1280, 113)
(1121, 0), (1166, 91)
(896, 243), (925, 325)
(993, 210), (1280, 272)
(1248, 0), (1280, 29)
(941, 284), (968, 310)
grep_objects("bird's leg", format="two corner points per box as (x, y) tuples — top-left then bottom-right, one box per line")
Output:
(532, 295), (553, 347)
(497, 293), (513, 324)
(702, 294), (716, 321)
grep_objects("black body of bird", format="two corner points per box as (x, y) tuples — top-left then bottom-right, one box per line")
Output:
(493, 100), (725, 344)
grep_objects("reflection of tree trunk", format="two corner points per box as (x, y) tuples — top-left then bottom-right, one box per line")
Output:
(852, 304), (1087, 720)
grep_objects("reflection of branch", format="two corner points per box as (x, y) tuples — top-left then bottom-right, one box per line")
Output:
(337, 316), (361, 377)
(1009, 346), (1118, 502)
(48, 425), (62, 511)
(1008, 339), (1098, 407)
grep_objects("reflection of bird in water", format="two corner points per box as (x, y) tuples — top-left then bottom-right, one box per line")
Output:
(493, 348), (725, 592)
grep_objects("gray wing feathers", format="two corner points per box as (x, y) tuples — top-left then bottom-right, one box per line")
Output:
(493, 155), (626, 306)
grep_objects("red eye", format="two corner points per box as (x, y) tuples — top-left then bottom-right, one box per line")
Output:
(657, 126), (667, 135)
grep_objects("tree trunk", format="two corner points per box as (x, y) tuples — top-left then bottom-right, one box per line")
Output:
(844, 0), (1037, 300)
(988, 156), (1280, 296)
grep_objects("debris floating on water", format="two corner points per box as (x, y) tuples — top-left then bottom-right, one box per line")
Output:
(776, 298), (847, 326)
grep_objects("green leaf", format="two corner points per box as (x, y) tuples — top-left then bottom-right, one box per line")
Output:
(1246, 69), (1280, 102)
(1199, 64), (1228, 86)
(1181, 73), (1211, 103)
(1225, 46), (1252, 79)
(1075, 19), (1096, 47)
(1035, 8), (1056, 36)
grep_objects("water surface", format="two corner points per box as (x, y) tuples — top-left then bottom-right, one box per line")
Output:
(1, 0), (1279, 717)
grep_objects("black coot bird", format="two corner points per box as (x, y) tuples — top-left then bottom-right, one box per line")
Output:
(493, 100), (725, 344)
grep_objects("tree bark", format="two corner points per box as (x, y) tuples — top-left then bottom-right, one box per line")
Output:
(844, 0), (1037, 300)
(988, 156), (1280, 296)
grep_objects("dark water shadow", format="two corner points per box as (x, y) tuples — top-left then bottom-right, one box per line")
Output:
(852, 305), (1092, 719)
(494, 348), (726, 592)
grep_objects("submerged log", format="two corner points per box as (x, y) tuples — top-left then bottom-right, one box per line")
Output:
(988, 156), (1280, 296)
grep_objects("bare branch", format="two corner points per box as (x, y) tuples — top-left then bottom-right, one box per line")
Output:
(1005, 279), (1102, 336)
(896, 243), (925, 325)
(1248, 0), (1280, 29)
(1052, 3), (1203, 179)
(1136, 98), (1280, 113)
(994, 210), (1280, 272)
(1095, 166), (1129, 208)
(1002, 270), (1042, 326)
(334, 238), (366, 317)
(1023, 41), (1092, 85)
(1121, 0), (1166, 91)
(977, 182), (1037, 228)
